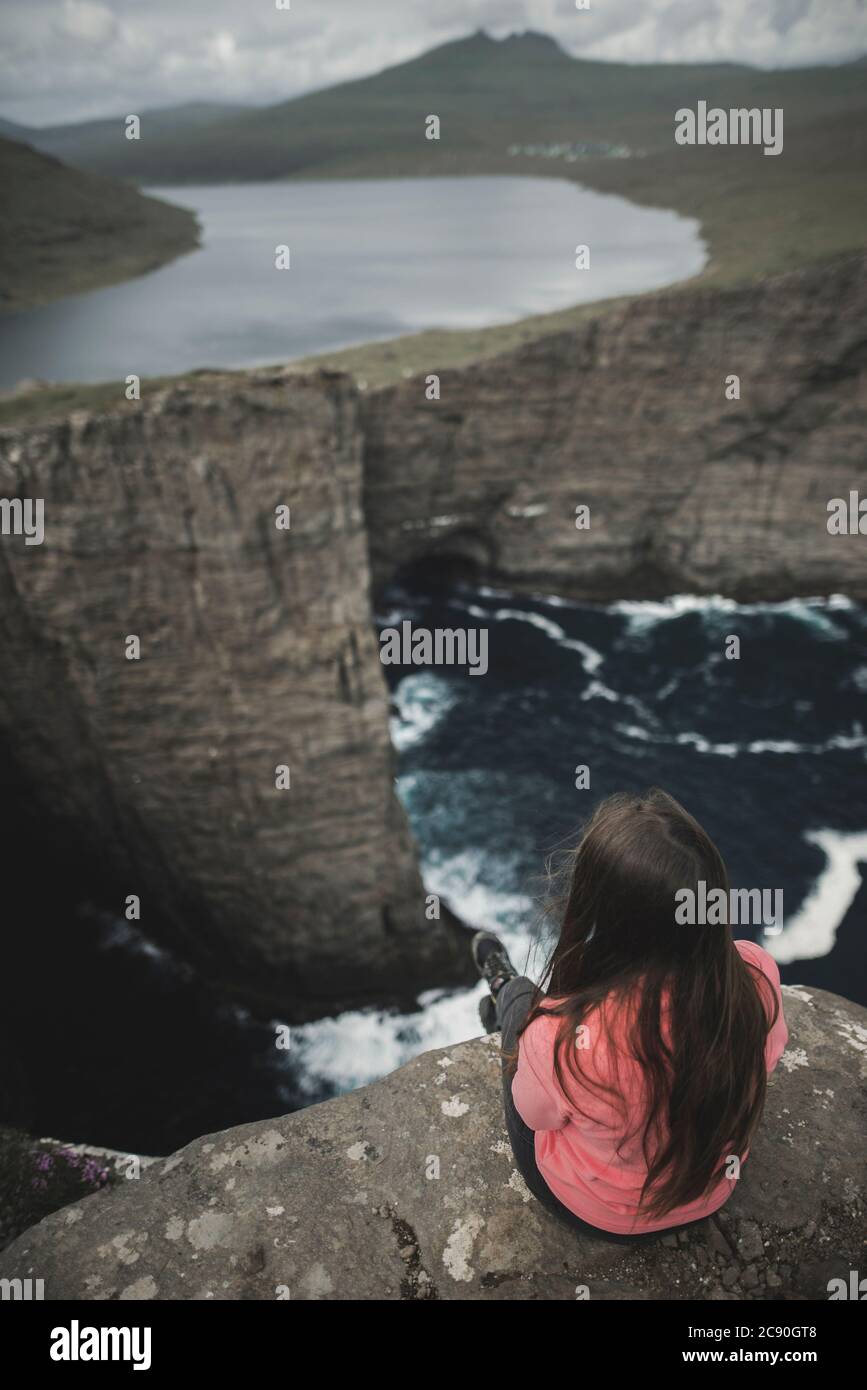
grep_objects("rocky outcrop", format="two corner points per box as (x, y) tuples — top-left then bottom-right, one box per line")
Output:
(0, 370), (471, 1017)
(0, 984), (863, 1300)
(362, 252), (867, 600)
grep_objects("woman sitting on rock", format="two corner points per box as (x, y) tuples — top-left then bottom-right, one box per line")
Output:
(471, 788), (788, 1243)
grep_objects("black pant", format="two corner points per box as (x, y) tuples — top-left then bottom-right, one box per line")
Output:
(495, 976), (707, 1245)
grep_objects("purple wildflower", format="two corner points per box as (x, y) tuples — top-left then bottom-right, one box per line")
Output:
(82, 1158), (108, 1187)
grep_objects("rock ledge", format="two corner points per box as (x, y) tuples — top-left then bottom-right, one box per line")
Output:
(0, 984), (863, 1300)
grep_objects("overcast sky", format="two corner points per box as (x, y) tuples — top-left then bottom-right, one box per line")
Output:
(1, 0), (865, 127)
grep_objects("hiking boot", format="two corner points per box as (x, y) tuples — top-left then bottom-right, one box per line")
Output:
(471, 930), (518, 998)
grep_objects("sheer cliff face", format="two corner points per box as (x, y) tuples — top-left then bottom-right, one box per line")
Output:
(0, 255), (864, 1017)
(0, 372), (468, 1016)
(362, 253), (867, 601)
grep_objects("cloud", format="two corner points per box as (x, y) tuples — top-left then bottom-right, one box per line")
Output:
(59, 0), (117, 45)
(0, 0), (864, 127)
(770, 0), (814, 37)
(553, 0), (652, 46)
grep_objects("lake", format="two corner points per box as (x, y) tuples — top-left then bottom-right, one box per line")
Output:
(0, 176), (706, 389)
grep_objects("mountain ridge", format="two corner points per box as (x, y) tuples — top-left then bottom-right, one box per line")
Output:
(6, 28), (864, 185)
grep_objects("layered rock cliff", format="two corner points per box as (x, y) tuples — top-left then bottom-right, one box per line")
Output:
(0, 985), (863, 1300)
(363, 252), (867, 599)
(0, 371), (471, 1017)
(0, 253), (864, 1013)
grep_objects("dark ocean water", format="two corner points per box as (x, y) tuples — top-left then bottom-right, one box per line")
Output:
(4, 584), (864, 1156)
(383, 583), (867, 1016)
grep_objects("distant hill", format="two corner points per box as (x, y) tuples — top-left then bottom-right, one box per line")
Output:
(0, 137), (199, 314)
(21, 101), (252, 173)
(8, 30), (866, 185)
(0, 116), (35, 141)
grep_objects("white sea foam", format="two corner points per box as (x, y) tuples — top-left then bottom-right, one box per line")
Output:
(766, 830), (867, 965)
(374, 607), (407, 628)
(526, 592), (574, 608)
(291, 849), (542, 1098)
(559, 637), (604, 672)
(581, 679), (621, 704)
(745, 730), (864, 756)
(613, 722), (654, 743)
(489, 607), (603, 673)
(611, 594), (737, 626)
(613, 724), (867, 757)
(291, 985), (492, 1097)
(99, 916), (176, 966)
(493, 607), (567, 642)
(674, 731), (739, 756)
(389, 671), (456, 751)
(423, 848), (538, 949)
(609, 593), (853, 635)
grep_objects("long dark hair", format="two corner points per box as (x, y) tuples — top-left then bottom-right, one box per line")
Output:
(516, 789), (779, 1219)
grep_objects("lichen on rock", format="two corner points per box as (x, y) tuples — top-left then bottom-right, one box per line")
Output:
(0, 984), (863, 1300)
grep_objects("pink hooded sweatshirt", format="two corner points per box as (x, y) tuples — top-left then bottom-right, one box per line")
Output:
(511, 937), (788, 1234)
